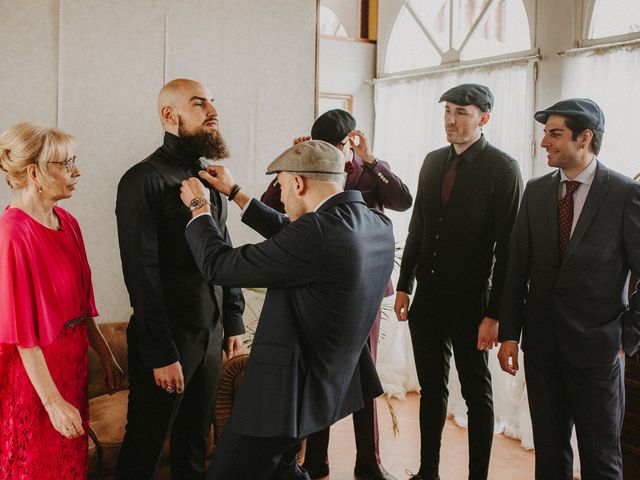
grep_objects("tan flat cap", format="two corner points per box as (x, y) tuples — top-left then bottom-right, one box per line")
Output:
(266, 140), (344, 178)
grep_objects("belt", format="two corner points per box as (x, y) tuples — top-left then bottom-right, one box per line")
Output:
(64, 312), (89, 328)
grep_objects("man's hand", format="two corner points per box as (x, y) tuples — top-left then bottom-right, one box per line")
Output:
(153, 361), (184, 394)
(477, 317), (499, 350)
(394, 291), (410, 321)
(180, 177), (209, 208)
(224, 335), (244, 359)
(99, 353), (124, 393)
(199, 165), (235, 196)
(348, 130), (375, 164)
(497, 342), (520, 376)
(293, 135), (311, 145)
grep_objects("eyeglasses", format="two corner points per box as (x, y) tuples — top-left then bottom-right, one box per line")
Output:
(49, 155), (77, 173)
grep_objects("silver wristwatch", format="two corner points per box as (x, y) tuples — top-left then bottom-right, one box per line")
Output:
(189, 197), (211, 211)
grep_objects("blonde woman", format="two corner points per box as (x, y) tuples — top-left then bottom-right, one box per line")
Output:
(0, 122), (122, 478)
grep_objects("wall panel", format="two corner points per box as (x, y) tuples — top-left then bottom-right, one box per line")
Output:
(0, 1), (316, 322)
(58, 0), (165, 322)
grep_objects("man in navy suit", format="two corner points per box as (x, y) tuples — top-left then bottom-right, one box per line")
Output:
(259, 109), (410, 480)
(498, 98), (640, 479)
(179, 140), (395, 480)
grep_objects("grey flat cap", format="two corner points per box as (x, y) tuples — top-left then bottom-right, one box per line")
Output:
(439, 83), (494, 112)
(266, 140), (344, 179)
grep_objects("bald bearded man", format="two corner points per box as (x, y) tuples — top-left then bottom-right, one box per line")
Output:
(115, 78), (245, 479)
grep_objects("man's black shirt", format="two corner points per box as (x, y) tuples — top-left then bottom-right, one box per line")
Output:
(116, 132), (245, 368)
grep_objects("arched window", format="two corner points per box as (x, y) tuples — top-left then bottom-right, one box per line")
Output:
(319, 5), (348, 38)
(384, 0), (531, 74)
(588, 0), (640, 39)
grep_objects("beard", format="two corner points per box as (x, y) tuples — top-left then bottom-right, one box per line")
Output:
(178, 116), (230, 161)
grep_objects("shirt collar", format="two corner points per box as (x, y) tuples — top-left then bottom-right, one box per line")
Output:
(447, 134), (487, 163)
(161, 132), (202, 168)
(559, 156), (598, 185)
(314, 191), (343, 212)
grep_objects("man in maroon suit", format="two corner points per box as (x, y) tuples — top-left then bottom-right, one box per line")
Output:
(260, 109), (412, 480)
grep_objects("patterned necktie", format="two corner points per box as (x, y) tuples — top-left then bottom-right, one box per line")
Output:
(558, 180), (580, 257)
(441, 157), (461, 207)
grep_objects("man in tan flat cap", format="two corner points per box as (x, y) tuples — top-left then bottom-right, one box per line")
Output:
(179, 140), (396, 479)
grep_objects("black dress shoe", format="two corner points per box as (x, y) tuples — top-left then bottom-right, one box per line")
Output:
(301, 462), (329, 479)
(405, 472), (438, 480)
(354, 463), (397, 480)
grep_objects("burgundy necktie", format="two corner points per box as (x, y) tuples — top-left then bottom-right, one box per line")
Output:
(344, 161), (354, 174)
(441, 157), (461, 206)
(558, 180), (580, 256)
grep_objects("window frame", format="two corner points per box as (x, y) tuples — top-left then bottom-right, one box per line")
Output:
(581, 0), (640, 47)
(381, 0), (537, 77)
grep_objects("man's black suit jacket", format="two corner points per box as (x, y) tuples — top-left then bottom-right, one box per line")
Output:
(499, 161), (640, 366)
(185, 191), (395, 438)
(397, 135), (523, 318)
(116, 133), (245, 368)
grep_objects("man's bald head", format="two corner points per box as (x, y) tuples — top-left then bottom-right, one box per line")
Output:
(157, 79), (215, 134)
(158, 79), (202, 115)
(156, 78), (229, 160)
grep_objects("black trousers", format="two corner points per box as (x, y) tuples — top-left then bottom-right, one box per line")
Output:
(116, 320), (223, 480)
(525, 349), (625, 480)
(408, 291), (494, 480)
(304, 310), (381, 470)
(206, 427), (310, 480)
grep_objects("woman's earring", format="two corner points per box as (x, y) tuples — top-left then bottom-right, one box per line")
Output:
(37, 184), (43, 193)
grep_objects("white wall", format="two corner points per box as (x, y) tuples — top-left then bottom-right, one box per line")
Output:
(0, 0), (317, 323)
(319, 37), (376, 143)
(322, 0), (360, 38)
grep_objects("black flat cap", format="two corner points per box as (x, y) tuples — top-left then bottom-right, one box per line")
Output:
(534, 98), (605, 132)
(439, 83), (494, 112)
(311, 109), (356, 146)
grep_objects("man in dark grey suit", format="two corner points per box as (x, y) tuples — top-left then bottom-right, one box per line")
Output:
(179, 140), (395, 480)
(498, 98), (640, 479)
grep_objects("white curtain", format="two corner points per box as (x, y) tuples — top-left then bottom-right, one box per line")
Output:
(373, 60), (536, 448)
(560, 46), (640, 178)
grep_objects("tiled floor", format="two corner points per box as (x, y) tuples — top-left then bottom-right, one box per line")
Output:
(317, 392), (535, 480)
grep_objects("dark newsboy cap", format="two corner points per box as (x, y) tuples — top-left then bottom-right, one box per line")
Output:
(439, 83), (494, 112)
(534, 98), (605, 133)
(311, 109), (356, 146)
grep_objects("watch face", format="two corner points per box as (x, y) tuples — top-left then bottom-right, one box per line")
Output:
(189, 198), (202, 209)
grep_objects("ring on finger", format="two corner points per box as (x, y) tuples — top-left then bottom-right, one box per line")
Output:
(166, 386), (174, 393)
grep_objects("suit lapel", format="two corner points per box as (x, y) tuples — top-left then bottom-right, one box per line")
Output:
(564, 162), (610, 260)
(544, 171), (561, 260)
(212, 190), (226, 226)
(345, 156), (364, 191)
(431, 151), (448, 209)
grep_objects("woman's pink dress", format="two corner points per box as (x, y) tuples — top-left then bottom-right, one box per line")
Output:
(0, 206), (98, 479)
